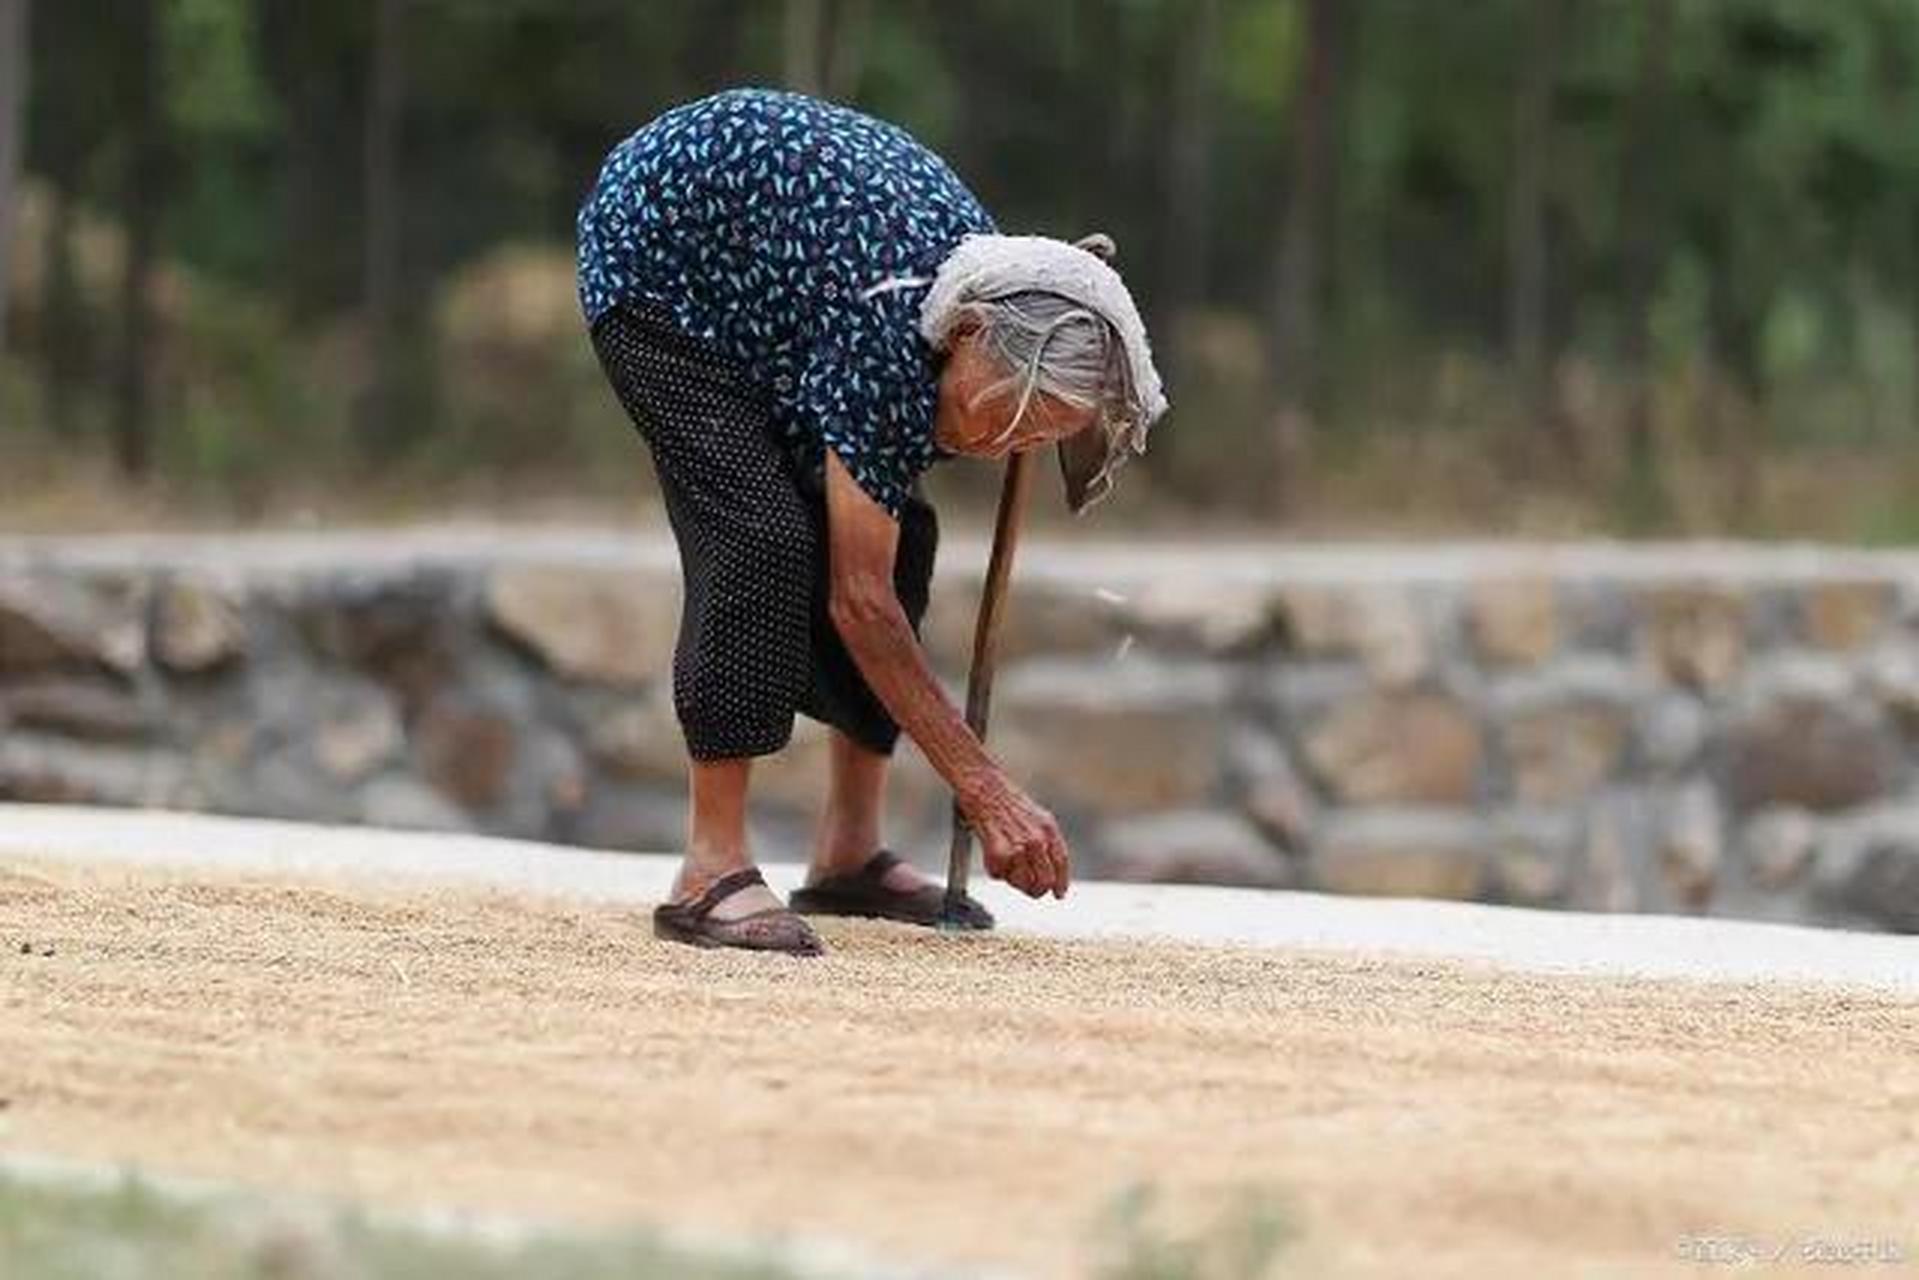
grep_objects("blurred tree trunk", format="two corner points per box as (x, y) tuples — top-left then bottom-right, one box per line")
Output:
(358, 0), (404, 457)
(113, 0), (166, 481)
(1161, 0), (1218, 389)
(1616, 0), (1674, 528)
(1508, 0), (1559, 460)
(1703, 271), (1760, 530)
(39, 186), (81, 434)
(268, 8), (326, 319)
(823, 0), (869, 100)
(0, 0), (26, 356)
(784, 0), (866, 100)
(1271, 0), (1342, 516)
(783, 0), (823, 95)
(686, 0), (749, 93)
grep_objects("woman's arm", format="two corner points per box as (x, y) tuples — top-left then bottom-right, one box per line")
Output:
(822, 450), (1069, 898)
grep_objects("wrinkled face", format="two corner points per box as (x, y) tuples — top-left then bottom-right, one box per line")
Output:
(934, 328), (1099, 460)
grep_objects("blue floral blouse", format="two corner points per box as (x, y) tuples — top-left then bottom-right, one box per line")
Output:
(577, 88), (996, 517)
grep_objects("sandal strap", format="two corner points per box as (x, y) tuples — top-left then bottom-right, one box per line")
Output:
(858, 850), (904, 882)
(804, 850), (903, 894)
(680, 867), (769, 922)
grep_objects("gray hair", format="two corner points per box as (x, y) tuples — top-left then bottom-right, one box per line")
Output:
(964, 290), (1132, 447)
(917, 232), (1167, 508)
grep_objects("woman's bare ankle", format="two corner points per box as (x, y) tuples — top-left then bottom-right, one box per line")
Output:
(674, 847), (753, 900)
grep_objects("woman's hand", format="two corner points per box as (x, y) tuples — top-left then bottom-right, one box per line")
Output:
(959, 772), (1071, 899)
(820, 450), (1070, 902)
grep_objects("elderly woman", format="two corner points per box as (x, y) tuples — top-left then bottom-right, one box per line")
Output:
(577, 88), (1166, 956)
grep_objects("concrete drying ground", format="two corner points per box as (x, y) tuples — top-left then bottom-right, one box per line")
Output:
(3, 805), (1916, 1278)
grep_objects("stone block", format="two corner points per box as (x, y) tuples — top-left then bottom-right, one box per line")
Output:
(1346, 587), (1432, 687)
(0, 573), (146, 676)
(1742, 807), (1819, 891)
(153, 578), (247, 674)
(1099, 810), (1292, 888)
(360, 776), (471, 832)
(1271, 581), (1349, 654)
(1658, 783), (1722, 909)
(1843, 841), (1919, 931)
(1505, 704), (1630, 804)
(1639, 583), (1746, 691)
(570, 782), (686, 853)
(585, 689), (684, 784)
(750, 714), (946, 820)
(486, 564), (677, 688)
(414, 696), (519, 811)
(922, 579), (1116, 670)
(1637, 692), (1708, 774)
(312, 687), (404, 782)
(1722, 688), (1896, 814)
(1468, 575), (1558, 666)
(1226, 725), (1315, 853)
(1575, 790), (1653, 913)
(1860, 644), (1919, 729)
(1811, 807), (1919, 932)
(1800, 579), (1893, 651)
(1274, 583), (1434, 687)
(1311, 810), (1487, 900)
(1302, 692), (1482, 806)
(299, 573), (459, 711)
(1485, 810), (1579, 906)
(1, 681), (152, 742)
(0, 735), (180, 806)
(995, 659), (1229, 814)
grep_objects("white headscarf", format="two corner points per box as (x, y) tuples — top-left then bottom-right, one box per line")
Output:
(916, 234), (1170, 511)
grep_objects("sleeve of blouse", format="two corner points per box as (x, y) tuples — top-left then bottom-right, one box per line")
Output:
(795, 304), (932, 522)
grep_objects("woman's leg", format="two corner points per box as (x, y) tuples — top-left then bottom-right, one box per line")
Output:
(811, 730), (885, 872)
(671, 757), (791, 919)
(807, 730), (938, 891)
(588, 307), (814, 922)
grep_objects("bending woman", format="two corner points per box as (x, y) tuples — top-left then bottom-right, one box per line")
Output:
(576, 88), (1167, 956)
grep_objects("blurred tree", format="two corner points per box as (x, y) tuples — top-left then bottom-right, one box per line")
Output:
(259, 3), (369, 319)
(784, 0), (822, 94)
(10, 0), (1919, 532)
(357, 0), (405, 457)
(825, 0), (871, 100)
(1616, 0), (1675, 528)
(1508, 0), (1560, 456)
(0, 0), (25, 356)
(1160, 0), (1219, 390)
(685, 0), (751, 95)
(785, 0), (869, 100)
(25, 0), (113, 437)
(1272, 0), (1343, 513)
(113, 0), (170, 480)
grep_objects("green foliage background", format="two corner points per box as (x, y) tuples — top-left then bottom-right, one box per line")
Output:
(6, 0), (1919, 535)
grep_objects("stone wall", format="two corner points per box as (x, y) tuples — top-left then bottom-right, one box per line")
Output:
(4, 530), (1919, 932)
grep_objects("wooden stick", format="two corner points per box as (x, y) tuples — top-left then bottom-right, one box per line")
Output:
(942, 449), (1036, 923)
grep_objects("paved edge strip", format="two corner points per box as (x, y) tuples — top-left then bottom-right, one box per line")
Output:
(2, 804), (1912, 995)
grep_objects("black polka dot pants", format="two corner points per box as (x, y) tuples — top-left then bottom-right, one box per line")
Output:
(590, 305), (938, 762)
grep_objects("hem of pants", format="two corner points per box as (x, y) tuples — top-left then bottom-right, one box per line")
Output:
(682, 720), (797, 764)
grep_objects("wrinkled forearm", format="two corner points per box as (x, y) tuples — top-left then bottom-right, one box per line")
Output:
(829, 585), (997, 800)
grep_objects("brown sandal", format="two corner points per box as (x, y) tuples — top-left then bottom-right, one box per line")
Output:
(790, 851), (994, 931)
(652, 868), (825, 956)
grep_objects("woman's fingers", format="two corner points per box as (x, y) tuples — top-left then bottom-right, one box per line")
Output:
(1047, 825), (1071, 898)
(981, 836), (1014, 881)
(972, 793), (1072, 899)
(982, 830), (1034, 894)
(1005, 854), (1039, 897)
